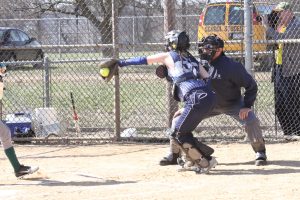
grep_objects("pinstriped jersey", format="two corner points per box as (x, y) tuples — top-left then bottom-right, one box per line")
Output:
(167, 51), (206, 101)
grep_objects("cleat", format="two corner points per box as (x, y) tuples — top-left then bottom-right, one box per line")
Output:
(177, 157), (185, 166)
(177, 157), (218, 174)
(255, 159), (267, 166)
(15, 165), (39, 178)
(255, 152), (267, 166)
(202, 157), (218, 174)
(159, 153), (179, 166)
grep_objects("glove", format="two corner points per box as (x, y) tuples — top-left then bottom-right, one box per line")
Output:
(155, 65), (168, 78)
(155, 65), (172, 82)
(99, 59), (119, 82)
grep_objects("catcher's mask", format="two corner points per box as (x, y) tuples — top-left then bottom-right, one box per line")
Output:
(165, 30), (190, 52)
(198, 34), (224, 62)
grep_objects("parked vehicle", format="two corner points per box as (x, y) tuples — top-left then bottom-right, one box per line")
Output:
(197, 0), (275, 70)
(255, 2), (276, 17)
(0, 27), (44, 68)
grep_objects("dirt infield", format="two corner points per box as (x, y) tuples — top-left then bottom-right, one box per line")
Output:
(1, 141), (300, 200)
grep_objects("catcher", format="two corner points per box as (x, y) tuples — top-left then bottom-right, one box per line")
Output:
(0, 63), (39, 178)
(99, 30), (218, 173)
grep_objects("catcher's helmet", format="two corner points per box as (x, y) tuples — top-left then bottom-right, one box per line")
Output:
(165, 30), (190, 51)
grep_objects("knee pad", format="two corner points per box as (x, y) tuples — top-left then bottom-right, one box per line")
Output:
(182, 143), (209, 168)
(177, 132), (194, 144)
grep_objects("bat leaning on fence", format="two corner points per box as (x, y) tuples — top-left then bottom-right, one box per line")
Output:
(70, 92), (81, 133)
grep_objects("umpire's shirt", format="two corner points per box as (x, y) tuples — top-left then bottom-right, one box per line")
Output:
(209, 54), (258, 109)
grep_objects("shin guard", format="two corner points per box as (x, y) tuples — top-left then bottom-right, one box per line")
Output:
(170, 137), (181, 154)
(181, 142), (209, 168)
(193, 138), (214, 157)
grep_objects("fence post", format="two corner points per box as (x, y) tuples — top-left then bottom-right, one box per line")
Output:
(58, 19), (62, 59)
(133, 3), (136, 55)
(244, 0), (254, 75)
(43, 57), (50, 107)
(112, 0), (121, 140)
(164, 0), (178, 127)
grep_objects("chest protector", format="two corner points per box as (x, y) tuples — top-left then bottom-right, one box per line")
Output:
(168, 51), (205, 101)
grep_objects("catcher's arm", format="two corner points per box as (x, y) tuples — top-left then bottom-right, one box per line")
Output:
(100, 53), (169, 82)
(99, 57), (148, 82)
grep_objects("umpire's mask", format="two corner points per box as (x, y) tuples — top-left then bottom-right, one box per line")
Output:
(198, 34), (224, 62)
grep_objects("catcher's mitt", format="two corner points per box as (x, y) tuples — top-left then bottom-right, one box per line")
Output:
(155, 65), (168, 79)
(155, 65), (172, 82)
(99, 59), (119, 82)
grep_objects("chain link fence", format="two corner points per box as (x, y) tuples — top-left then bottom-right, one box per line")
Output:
(0, 0), (299, 144)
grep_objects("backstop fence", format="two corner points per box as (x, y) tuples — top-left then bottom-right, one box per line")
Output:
(0, 0), (299, 143)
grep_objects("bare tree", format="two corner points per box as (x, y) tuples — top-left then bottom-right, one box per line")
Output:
(133, 0), (164, 42)
(4, 0), (207, 55)
(13, 0), (128, 56)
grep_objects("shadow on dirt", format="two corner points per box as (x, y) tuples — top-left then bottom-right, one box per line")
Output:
(0, 178), (136, 187)
(220, 160), (300, 167)
(212, 168), (300, 175)
(213, 160), (300, 175)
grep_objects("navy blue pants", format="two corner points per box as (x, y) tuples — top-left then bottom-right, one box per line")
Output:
(175, 86), (216, 140)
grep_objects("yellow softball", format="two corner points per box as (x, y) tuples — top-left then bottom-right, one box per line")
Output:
(100, 68), (110, 77)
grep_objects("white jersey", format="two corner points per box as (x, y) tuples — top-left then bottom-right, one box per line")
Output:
(168, 51), (206, 101)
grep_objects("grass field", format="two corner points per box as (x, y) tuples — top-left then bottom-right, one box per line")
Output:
(2, 62), (278, 139)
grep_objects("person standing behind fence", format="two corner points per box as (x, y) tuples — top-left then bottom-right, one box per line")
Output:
(265, 2), (300, 136)
(0, 63), (39, 178)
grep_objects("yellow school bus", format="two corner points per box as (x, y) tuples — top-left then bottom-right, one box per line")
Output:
(197, 0), (267, 54)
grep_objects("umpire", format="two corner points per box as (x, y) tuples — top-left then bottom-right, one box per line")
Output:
(160, 35), (268, 166)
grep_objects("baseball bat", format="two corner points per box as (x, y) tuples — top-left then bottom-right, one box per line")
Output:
(70, 92), (80, 133)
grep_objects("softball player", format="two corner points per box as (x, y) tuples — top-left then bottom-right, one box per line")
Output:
(0, 63), (39, 178)
(100, 30), (218, 173)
